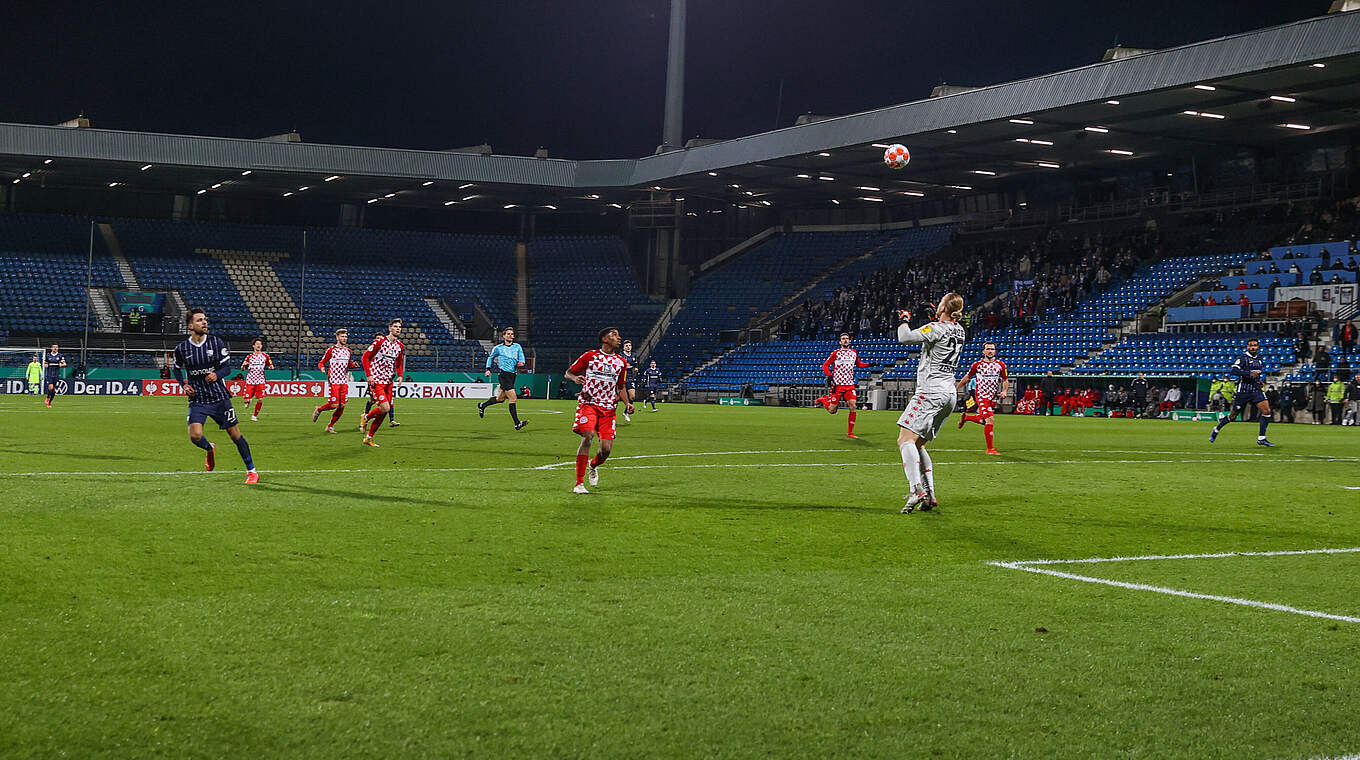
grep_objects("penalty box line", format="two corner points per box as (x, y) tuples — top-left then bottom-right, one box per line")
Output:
(988, 548), (1360, 625)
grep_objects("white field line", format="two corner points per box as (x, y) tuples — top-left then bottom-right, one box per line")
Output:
(989, 547), (1360, 625)
(1307, 754), (1360, 760)
(0, 456), (1341, 479)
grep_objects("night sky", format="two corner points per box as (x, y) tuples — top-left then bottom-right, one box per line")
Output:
(3, 1), (1309, 159)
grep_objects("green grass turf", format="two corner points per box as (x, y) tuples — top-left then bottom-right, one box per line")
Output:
(1, 395), (1357, 759)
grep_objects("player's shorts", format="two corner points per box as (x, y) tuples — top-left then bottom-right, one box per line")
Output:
(242, 383), (267, 399)
(498, 371), (517, 392)
(369, 383), (394, 405)
(1234, 387), (1266, 407)
(188, 399), (239, 430)
(828, 385), (858, 404)
(327, 383), (349, 405)
(897, 392), (958, 443)
(573, 403), (617, 440)
(975, 396), (998, 417)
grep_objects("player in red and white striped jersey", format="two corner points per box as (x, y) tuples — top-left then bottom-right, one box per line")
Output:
(359, 319), (405, 447)
(239, 339), (274, 421)
(312, 328), (361, 433)
(814, 333), (872, 438)
(955, 342), (1008, 455)
(564, 327), (634, 494)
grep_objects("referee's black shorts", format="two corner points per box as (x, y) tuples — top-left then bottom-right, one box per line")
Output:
(498, 371), (517, 391)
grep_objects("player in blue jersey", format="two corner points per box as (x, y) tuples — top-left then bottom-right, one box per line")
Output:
(173, 308), (260, 483)
(478, 326), (528, 430)
(619, 340), (638, 421)
(42, 343), (66, 408)
(1210, 337), (1274, 446)
(643, 359), (663, 412)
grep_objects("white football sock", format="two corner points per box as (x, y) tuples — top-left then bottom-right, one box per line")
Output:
(919, 447), (936, 497)
(899, 441), (923, 493)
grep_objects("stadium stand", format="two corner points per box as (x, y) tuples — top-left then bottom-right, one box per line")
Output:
(1073, 333), (1295, 378)
(652, 227), (952, 382)
(0, 214), (122, 336)
(527, 235), (663, 371)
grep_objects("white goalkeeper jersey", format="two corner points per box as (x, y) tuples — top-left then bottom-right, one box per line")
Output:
(897, 320), (966, 395)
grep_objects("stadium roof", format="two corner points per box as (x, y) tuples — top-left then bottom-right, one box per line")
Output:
(2, 10), (1359, 213)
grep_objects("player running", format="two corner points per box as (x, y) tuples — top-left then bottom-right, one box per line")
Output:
(478, 327), (528, 430)
(814, 333), (872, 438)
(42, 344), (66, 408)
(362, 330), (400, 427)
(313, 328), (360, 433)
(619, 339), (638, 421)
(896, 294), (967, 513)
(359, 319), (405, 447)
(956, 341), (1008, 455)
(239, 338), (274, 421)
(564, 327), (634, 494)
(1209, 337), (1274, 446)
(643, 359), (663, 412)
(173, 308), (258, 483)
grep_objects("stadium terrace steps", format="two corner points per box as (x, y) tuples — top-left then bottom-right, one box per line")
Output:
(97, 223), (140, 289)
(423, 297), (466, 339)
(515, 242), (531, 341)
(87, 288), (121, 333)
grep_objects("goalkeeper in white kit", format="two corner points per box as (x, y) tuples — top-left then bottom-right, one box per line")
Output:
(895, 293), (967, 514)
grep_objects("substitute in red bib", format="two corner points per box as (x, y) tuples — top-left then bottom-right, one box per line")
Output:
(239, 338), (274, 421)
(956, 341), (1008, 455)
(564, 327), (634, 494)
(360, 318), (405, 447)
(814, 332), (872, 438)
(313, 328), (360, 433)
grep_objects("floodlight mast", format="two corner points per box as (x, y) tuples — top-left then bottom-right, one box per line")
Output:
(661, 0), (686, 152)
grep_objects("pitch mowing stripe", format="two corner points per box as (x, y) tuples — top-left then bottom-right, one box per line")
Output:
(0, 456), (1334, 478)
(530, 449), (852, 470)
(988, 548), (1360, 625)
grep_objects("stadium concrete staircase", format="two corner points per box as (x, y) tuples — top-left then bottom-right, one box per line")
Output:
(206, 248), (432, 358)
(748, 237), (897, 331)
(98, 223), (141, 289)
(424, 297), (466, 339)
(515, 242), (531, 339)
(87, 288), (121, 333)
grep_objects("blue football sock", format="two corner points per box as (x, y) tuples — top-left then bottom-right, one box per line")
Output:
(388, 406), (396, 422)
(235, 436), (255, 470)
(1258, 413), (1270, 439)
(191, 436), (213, 452)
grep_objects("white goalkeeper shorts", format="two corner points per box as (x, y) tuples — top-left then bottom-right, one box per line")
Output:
(897, 392), (957, 442)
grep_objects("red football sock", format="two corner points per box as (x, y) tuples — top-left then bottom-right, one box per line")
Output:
(254, 401), (262, 416)
(368, 418), (382, 437)
(575, 454), (589, 484)
(963, 413), (981, 424)
(317, 401), (336, 412)
(984, 424), (994, 449)
(847, 411), (857, 434)
(329, 407), (344, 425)
(364, 407), (382, 422)
(590, 453), (606, 468)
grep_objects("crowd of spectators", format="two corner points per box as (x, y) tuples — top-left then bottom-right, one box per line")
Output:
(778, 225), (1156, 340)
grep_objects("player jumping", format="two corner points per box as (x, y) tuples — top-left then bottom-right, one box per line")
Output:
(1209, 337), (1274, 446)
(313, 328), (360, 433)
(815, 333), (872, 438)
(42, 343), (66, 408)
(360, 319), (405, 447)
(896, 294), (967, 513)
(956, 341), (1008, 455)
(239, 338), (273, 421)
(478, 326), (528, 430)
(564, 327), (634, 494)
(173, 308), (258, 483)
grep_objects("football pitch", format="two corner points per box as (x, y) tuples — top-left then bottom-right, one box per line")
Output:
(1, 395), (1358, 759)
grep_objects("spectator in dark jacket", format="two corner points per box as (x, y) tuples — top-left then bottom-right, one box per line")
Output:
(1039, 371), (1058, 416)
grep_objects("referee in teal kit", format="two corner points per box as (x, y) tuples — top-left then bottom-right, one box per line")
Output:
(478, 326), (528, 430)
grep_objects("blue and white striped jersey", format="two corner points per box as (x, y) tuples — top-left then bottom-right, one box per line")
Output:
(173, 335), (233, 404)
